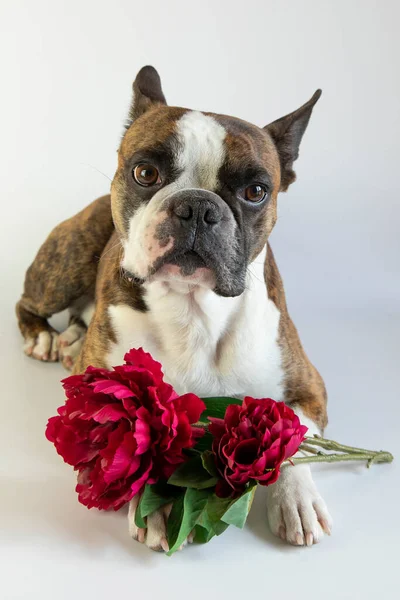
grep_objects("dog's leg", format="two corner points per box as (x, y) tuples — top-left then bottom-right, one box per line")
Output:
(263, 244), (333, 545)
(16, 196), (113, 363)
(266, 403), (333, 546)
(58, 314), (88, 371)
(128, 496), (194, 552)
(57, 297), (95, 370)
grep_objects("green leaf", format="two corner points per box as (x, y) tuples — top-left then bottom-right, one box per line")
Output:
(166, 493), (185, 553)
(212, 519), (230, 536)
(206, 493), (234, 522)
(134, 498), (147, 529)
(140, 483), (175, 518)
(196, 494), (230, 538)
(204, 493), (234, 535)
(167, 488), (211, 555)
(193, 431), (213, 452)
(194, 524), (216, 544)
(201, 450), (218, 477)
(221, 485), (256, 529)
(168, 455), (217, 489)
(200, 396), (243, 421)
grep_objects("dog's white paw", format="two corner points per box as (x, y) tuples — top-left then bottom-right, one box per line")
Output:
(58, 323), (86, 370)
(266, 464), (332, 546)
(128, 496), (170, 552)
(24, 330), (59, 362)
(128, 496), (194, 552)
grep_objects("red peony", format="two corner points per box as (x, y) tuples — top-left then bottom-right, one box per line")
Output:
(45, 348), (205, 510)
(209, 397), (308, 497)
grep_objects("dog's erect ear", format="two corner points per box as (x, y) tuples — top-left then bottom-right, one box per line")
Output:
(127, 66), (167, 126)
(265, 90), (321, 191)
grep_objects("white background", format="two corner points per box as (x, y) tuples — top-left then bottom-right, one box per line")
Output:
(0, 1), (399, 599)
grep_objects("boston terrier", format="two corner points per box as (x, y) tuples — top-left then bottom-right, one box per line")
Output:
(17, 66), (332, 552)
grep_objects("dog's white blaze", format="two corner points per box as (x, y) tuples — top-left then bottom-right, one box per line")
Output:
(122, 111), (226, 278)
(175, 111), (226, 190)
(107, 246), (284, 400)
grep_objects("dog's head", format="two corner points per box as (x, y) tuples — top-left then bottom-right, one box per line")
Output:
(111, 66), (321, 297)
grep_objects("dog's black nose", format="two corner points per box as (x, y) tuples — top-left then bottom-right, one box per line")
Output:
(171, 193), (222, 227)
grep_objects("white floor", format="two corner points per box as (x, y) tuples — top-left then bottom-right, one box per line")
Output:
(1, 290), (398, 599)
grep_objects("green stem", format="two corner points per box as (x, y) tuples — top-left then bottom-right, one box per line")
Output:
(302, 435), (380, 455)
(288, 450), (393, 466)
(298, 443), (321, 455)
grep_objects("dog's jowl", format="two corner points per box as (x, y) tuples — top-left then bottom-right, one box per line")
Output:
(16, 66), (332, 551)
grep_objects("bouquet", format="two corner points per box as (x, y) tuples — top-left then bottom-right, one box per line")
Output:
(46, 348), (393, 555)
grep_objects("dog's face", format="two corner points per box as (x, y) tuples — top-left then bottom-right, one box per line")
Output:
(111, 67), (321, 297)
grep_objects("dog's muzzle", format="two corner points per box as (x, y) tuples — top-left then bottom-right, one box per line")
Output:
(151, 188), (245, 296)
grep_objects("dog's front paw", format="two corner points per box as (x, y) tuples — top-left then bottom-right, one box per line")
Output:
(266, 464), (332, 546)
(58, 323), (86, 370)
(128, 496), (193, 552)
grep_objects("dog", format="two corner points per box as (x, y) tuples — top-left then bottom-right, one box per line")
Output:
(16, 66), (332, 552)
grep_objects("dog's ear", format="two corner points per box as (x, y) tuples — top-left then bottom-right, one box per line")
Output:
(265, 90), (321, 191)
(127, 66), (167, 126)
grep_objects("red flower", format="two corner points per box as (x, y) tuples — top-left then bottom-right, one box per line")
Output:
(45, 348), (205, 510)
(209, 397), (308, 497)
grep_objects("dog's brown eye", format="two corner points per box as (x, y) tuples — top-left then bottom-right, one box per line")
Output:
(244, 184), (267, 203)
(133, 163), (161, 187)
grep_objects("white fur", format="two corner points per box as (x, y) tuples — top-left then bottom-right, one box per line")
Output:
(108, 247), (284, 400)
(58, 323), (86, 371)
(266, 407), (333, 546)
(80, 302), (95, 327)
(122, 111), (226, 278)
(24, 330), (58, 361)
(175, 111), (226, 191)
(58, 323), (84, 346)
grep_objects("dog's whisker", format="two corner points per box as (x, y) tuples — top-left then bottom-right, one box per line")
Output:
(80, 163), (113, 182)
(247, 266), (264, 286)
(100, 240), (122, 261)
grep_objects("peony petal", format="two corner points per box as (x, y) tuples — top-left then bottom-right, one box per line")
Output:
(233, 438), (259, 465)
(129, 455), (154, 497)
(134, 414), (152, 455)
(172, 393), (206, 423)
(208, 417), (226, 439)
(90, 403), (128, 423)
(103, 433), (139, 484)
(123, 347), (164, 381)
(255, 467), (281, 485)
(91, 380), (134, 399)
(253, 453), (267, 473)
(224, 404), (241, 428)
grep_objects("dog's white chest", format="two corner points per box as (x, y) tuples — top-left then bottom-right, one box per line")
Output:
(107, 266), (285, 400)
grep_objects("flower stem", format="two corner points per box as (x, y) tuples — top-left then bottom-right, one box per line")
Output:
(291, 435), (394, 468)
(297, 443), (321, 455)
(289, 451), (393, 466)
(302, 435), (381, 455)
